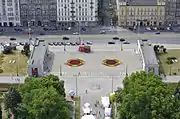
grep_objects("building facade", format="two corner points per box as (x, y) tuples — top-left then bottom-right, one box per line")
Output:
(57, 0), (98, 27)
(0, 0), (21, 27)
(165, 0), (180, 26)
(19, 0), (57, 27)
(116, 0), (165, 27)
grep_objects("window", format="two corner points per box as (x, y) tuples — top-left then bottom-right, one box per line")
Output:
(8, 8), (13, 11)
(7, 2), (12, 6)
(8, 17), (14, 21)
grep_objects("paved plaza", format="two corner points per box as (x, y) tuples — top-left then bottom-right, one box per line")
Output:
(50, 45), (142, 77)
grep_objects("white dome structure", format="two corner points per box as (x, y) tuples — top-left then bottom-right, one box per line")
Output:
(81, 115), (96, 119)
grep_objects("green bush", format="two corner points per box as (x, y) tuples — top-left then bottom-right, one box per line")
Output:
(166, 60), (173, 65)
(173, 72), (177, 75)
(0, 69), (3, 73)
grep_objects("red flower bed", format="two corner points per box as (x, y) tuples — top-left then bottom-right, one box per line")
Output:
(66, 59), (85, 67)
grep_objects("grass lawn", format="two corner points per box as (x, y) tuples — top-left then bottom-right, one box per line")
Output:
(158, 49), (180, 75)
(0, 51), (28, 76)
(75, 96), (80, 119)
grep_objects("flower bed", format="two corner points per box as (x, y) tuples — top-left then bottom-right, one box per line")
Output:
(103, 59), (120, 67)
(66, 59), (85, 67)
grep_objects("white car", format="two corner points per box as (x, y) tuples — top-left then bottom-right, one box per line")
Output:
(146, 27), (151, 31)
(66, 42), (71, 45)
(73, 32), (79, 35)
(86, 41), (92, 45)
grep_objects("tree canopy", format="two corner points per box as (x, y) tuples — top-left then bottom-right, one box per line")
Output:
(4, 74), (71, 119)
(116, 71), (180, 119)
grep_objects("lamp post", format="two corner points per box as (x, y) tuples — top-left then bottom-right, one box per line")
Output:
(111, 76), (114, 93)
(59, 65), (62, 77)
(74, 74), (80, 96)
(125, 64), (128, 76)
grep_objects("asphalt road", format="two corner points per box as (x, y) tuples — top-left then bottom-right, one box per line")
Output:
(1, 32), (180, 44)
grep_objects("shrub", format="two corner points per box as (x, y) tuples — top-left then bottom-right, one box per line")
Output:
(0, 69), (3, 73)
(166, 60), (173, 64)
(173, 72), (177, 75)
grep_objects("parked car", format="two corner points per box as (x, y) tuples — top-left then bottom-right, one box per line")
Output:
(75, 42), (80, 45)
(155, 31), (160, 34)
(86, 41), (92, 45)
(100, 30), (106, 34)
(48, 42), (53, 46)
(10, 37), (16, 41)
(57, 42), (61, 46)
(66, 42), (71, 46)
(123, 41), (130, 44)
(73, 32), (79, 35)
(70, 42), (76, 46)
(113, 37), (119, 40)
(19, 42), (25, 46)
(40, 32), (45, 35)
(108, 41), (115, 44)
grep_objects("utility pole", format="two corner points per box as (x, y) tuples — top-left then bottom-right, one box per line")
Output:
(74, 74), (78, 96)
(125, 64), (128, 76)
(111, 76), (114, 93)
(59, 65), (62, 77)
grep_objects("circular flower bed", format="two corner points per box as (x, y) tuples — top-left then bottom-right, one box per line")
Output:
(103, 59), (120, 67)
(66, 58), (85, 67)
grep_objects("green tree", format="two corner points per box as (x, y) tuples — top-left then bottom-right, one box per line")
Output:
(17, 74), (71, 119)
(116, 71), (180, 119)
(21, 43), (30, 57)
(3, 87), (22, 118)
(18, 87), (71, 119)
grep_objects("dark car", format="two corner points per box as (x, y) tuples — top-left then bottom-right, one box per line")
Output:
(75, 42), (80, 45)
(48, 42), (53, 46)
(108, 41), (115, 44)
(70, 42), (76, 46)
(113, 37), (119, 40)
(40, 32), (45, 35)
(155, 31), (160, 34)
(10, 37), (16, 41)
(123, 41), (130, 44)
(19, 42), (25, 46)
(53, 42), (58, 46)
(62, 36), (69, 40)
(81, 27), (86, 31)
(57, 42), (61, 46)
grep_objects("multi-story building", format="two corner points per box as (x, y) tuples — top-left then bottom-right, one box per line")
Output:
(57, 0), (98, 27)
(0, 0), (21, 27)
(165, 0), (180, 26)
(19, 0), (57, 27)
(116, 0), (165, 27)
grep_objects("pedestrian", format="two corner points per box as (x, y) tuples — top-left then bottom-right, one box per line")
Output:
(85, 89), (88, 94)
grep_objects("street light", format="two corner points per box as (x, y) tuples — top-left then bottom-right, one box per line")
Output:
(74, 73), (80, 96)
(59, 65), (62, 77)
(111, 76), (114, 93)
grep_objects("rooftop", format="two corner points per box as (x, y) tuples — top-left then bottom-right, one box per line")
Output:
(30, 39), (47, 66)
(139, 40), (159, 66)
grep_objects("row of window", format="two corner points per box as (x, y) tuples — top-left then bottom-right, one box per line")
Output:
(0, 17), (19, 21)
(59, 17), (94, 21)
(120, 11), (164, 16)
(59, 3), (90, 7)
(59, 0), (89, 3)
(120, 8), (164, 13)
